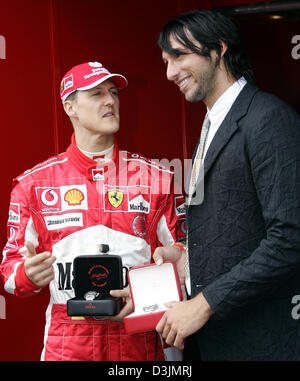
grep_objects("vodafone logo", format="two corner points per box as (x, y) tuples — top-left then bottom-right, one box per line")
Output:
(41, 189), (59, 206)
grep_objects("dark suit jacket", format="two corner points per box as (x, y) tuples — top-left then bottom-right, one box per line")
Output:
(187, 83), (300, 360)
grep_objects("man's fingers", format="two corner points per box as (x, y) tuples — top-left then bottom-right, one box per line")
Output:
(173, 334), (185, 350)
(156, 313), (167, 334)
(107, 288), (133, 321)
(153, 245), (183, 266)
(32, 267), (55, 286)
(164, 301), (177, 309)
(34, 256), (56, 272)
(110, 301), (133, 321)
(156, 257), (163, 266)
(153, 247), (164, 265)
(25, 241), (36, 258)
(25, 242), (55, 265)
(24, 250), (56, 288)
(110, 288), (130, 298)
(27, 251), (53, 265)
(156, 303), (187, 349)
(165, 327), (177, 346)
(162, 323), (171, 339)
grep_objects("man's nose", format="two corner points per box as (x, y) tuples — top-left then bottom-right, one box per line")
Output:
(166, 61), (178, 82)
(103, 92), (115, 105)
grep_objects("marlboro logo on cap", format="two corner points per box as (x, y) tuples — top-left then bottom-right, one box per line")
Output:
(60, 61), (128, 102)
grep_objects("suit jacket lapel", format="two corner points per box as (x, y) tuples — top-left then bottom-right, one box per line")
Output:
(202, 83), (260, 179)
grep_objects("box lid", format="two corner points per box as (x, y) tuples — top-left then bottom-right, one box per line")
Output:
(128, 261), (181, 314)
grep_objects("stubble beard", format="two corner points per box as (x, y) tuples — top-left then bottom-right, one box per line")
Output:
(186, 56), (220, 103)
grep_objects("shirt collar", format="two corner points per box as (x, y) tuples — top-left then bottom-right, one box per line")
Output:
(207, 77), (247, 124)
(66, 133), (119, 181)
(78, 144), (114, 163)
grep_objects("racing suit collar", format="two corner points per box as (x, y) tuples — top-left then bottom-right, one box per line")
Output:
(66, 133), (119, 181)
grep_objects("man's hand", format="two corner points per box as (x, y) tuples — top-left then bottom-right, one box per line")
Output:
(156, 292), (213, 350)
(153, 245), (187, 299)
(24, 241), (56, 288)
(108, 288), (133, 321)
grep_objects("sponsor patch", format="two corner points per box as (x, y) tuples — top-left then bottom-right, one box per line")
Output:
(36, 187), (62, 212)
(41, 189), (59, 207)
(44, 213), (83, 231)
(104, 185), (151, 213)
(84, 68), (109, 79)
(64, 189), (84, 206)
(61, 74), (73, 94)
(61, 185), (88, 210)
(128, 186), (150, 214)
(104, 186), (128, 212)
(8, 203), (20, 223)
(107, 189), (124, 208)
(174, 196), (186, 216)
(92, 169), (104, 181)
(36, 185), (88, 213)
(6, 225), (19, 249)
(132, 215), (147, 237)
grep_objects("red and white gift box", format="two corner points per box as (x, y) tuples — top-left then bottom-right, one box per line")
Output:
(124, 261), (182, 334)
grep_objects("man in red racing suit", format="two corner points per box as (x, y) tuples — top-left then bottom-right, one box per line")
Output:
(0, 61), (186, 361)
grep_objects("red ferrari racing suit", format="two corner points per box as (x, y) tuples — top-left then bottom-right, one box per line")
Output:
(0, 134), (186, 361)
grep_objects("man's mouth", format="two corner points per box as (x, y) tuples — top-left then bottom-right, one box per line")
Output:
(177, 76), (191, 90)
(103, 112), (115, 118)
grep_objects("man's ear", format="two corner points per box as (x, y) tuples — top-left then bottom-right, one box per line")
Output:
(219, 40), (228, 58)
(63, 100), (76, 118)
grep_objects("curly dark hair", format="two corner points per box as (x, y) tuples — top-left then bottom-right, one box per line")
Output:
(158, 9), (253, 82)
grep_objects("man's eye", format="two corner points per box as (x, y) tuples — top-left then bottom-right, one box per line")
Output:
(174, 52), (186, 58)
(93, 92), (100, 96)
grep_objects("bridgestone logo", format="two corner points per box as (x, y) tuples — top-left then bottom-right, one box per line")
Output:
(44, 213), (83, 230)
(48, 217), (80, 225)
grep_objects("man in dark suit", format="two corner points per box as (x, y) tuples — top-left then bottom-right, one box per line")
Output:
(154, 9), (300, 360)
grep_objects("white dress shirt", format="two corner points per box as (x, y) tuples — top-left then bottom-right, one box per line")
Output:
(203, 77), (247, 159)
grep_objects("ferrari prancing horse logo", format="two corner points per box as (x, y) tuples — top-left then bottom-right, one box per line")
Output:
(107, 190), (124, 208)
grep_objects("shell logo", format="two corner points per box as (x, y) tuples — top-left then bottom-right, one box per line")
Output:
(64, 189), (84, 206)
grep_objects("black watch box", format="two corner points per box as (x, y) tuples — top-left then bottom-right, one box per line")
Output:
(67, 254), (124, 317)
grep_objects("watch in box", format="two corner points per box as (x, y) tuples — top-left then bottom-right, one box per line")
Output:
(67, 254), (124, 316)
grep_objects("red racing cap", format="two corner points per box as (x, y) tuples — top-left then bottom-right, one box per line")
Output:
(60, 61), (128, 102)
